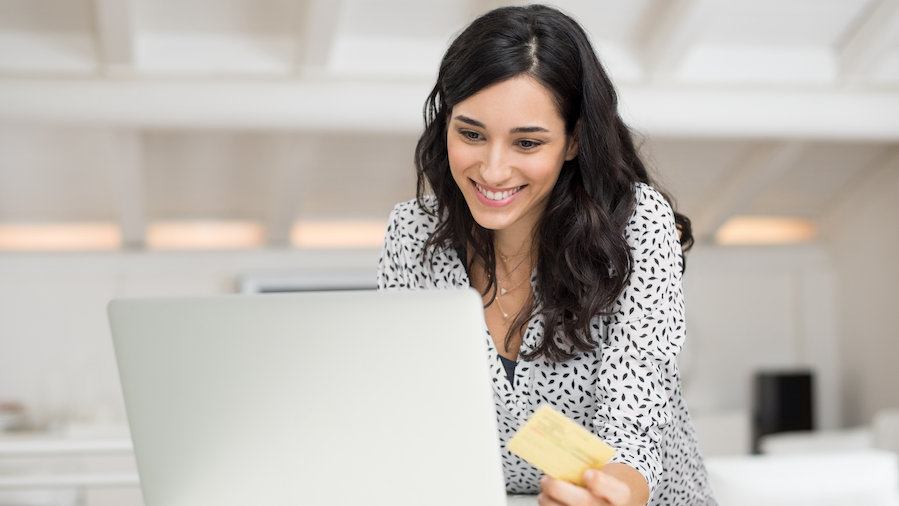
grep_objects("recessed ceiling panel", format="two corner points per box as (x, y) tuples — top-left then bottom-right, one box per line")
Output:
(339, 0), (473, 39)
(0, 32), (98, 74)
(0, 0), (95, 32)
(701, 0), (871, 46)
(135, 34), (294, 75)
(548, 0), (655, 43)
(746, 141), (893, 217)
(328, 36), (444, 77)
(135, 0), (302, 33)
(144, 131), (280, 220)
(295, 132), (418, 219)
(330, 0), (474, 77)
(640, 137), (751, 219)
(132, 0), (299, 75)
(0, 127), (118, 221)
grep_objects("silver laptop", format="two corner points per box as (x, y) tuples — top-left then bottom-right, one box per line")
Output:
(108, 289), (507, 506)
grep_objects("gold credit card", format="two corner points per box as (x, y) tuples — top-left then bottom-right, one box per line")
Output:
(507, 406), (616, 486)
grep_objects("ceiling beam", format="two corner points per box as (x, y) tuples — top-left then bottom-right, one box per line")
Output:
(840, 0), (899, 78)
(618, 86), (899, 141)
(108, 129), (145, 248)
(93, 0), (134, 68)
(298, 0), (343, 72)
(266, 134), (318, 246)
(693, 142), (807, 240)
(639, 0), (714, 79)
(5, 79), (899, 140)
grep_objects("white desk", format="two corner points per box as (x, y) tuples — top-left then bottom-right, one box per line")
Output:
(507, 494), (539, 505)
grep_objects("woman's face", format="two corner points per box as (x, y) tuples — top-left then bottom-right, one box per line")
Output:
(447, 75), (578, 238)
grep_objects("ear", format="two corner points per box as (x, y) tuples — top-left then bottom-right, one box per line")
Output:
(565, 121), (580, 161)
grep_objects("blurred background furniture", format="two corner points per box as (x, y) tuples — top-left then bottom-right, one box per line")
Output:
(698, 405), (899, 506)
(0, 430), (141, 506)
(752, 370), (815, 453)
(705, 451), (899, 506)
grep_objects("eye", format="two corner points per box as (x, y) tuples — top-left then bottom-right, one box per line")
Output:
(460, 129), (483, 142)
(517, 139), (542, 150)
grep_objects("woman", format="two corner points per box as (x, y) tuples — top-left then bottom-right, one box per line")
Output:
(378, 5), (715, 506)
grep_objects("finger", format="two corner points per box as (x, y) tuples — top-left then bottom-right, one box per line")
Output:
(537, 491), (566, 506)
(582, 469), (631, 506)
(540, 475), (600, 506)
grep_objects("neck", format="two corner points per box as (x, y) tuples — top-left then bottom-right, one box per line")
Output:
(494, 226), (534, 262)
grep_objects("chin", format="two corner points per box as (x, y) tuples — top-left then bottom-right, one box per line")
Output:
(469, 211), (515, 231)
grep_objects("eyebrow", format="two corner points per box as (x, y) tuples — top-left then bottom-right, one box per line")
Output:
(453, 115), (550, 134)
(453, 115), (486, 128)
(511, 126), (550, 133)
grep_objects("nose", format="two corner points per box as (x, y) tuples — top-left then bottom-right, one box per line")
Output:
(480, 142), (513, 186)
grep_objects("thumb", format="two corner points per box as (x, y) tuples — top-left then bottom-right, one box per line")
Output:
(582, 469), (631, 506)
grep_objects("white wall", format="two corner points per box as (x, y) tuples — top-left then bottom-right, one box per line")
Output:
(825, 158), (899, 427)
(0, 248), (380, 429)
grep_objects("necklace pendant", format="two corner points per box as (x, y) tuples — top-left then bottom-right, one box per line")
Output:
(503, 312), (509, 318)
(500, 287), (507, 295)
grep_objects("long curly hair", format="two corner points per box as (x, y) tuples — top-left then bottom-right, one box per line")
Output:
(415, 4), (693, 362)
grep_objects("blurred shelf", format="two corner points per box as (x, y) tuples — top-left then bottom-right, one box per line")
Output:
(0, 437), (133, 457)
(0, 473), (139, 489)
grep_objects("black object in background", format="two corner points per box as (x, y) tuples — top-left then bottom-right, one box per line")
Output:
(752, 371), (814, 454)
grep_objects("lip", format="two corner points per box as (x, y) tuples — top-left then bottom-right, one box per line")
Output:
(471, 180), (524, 208)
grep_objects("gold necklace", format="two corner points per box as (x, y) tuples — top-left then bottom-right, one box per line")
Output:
(498, 273), (528, 297)
(497, 254), (528, 286)
(497, 239), (533, 264)
(494, 250), (531, 319)
(498, 246), (527, 264)
(494, 276), (530, 318)
(495, 294), (511, 319)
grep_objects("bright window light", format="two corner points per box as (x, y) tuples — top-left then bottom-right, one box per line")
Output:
(291, 220), (387, 248)
(0, 222), (121, 251)
(715, 216), (817, 245)
(147, 221), (265, 250)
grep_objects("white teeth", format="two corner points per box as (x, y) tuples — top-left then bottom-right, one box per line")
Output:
(476, 183), (522, 201)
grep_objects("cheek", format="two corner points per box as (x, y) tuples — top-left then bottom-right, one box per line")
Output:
(446, 137), (476, 182)
(521, 154), (565, 189)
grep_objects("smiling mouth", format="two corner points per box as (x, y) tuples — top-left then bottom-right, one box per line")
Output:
(474, 182), (524, 201)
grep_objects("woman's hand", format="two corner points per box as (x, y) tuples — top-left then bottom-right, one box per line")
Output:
(537, 464), (647, 506)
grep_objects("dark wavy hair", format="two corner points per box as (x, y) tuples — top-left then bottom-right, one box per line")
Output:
(415, 4), (693, 362)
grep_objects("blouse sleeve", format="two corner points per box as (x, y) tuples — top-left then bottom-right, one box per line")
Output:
(592, 185), (686, 496)
(377, 204), (408, 290)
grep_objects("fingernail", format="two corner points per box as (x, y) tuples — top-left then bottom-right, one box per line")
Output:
(583, 469), (595, 481)
(540, 475), (547, 486)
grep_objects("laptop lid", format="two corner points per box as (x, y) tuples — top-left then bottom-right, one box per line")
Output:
(108, 289), (506, 506)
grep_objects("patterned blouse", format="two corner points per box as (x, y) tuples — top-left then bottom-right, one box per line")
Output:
(377, 183), (716, 506)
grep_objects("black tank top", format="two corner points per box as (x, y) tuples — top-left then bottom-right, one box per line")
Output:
(499, 354), (517, 385)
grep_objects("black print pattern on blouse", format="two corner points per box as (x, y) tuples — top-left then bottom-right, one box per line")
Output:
(377, 184), (717, 506)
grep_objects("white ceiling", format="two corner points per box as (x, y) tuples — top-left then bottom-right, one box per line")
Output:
(0, 0), (897, 84)
(0, 0), (897, 246)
